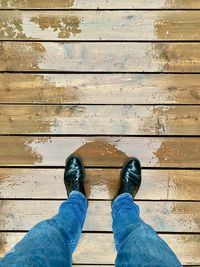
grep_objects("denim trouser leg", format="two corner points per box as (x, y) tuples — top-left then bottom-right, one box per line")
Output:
(0, 191), (87, 267)
(112, 193), (182, 267)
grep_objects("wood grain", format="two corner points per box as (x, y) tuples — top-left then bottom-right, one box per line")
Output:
(0, 0), (200, 10)
(0, 200), (199, 232)
(1, 105), (200, 135)
(0, 2), (199, 266)
(1, 11), (200, 40)
(0, 136), (200, 168)
(2, 42), (200, 72)
(1, 168), (199, 200)
(0, 232), (199, 265)
(1, 73), (200, 104)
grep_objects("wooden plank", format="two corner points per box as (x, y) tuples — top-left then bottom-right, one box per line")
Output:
(2, 42), (200, 72)
(1, 73), (200, 104)
(1, 105), (200, 135)
(1, 168), (199, 200)
(0, 136), (200, 168)
(0, 200), (200, 232)
(75, 233), (200, 265)
(0, 232), (199, 265)
(2, 11), (200, 41)
(0, 0), (200, 10)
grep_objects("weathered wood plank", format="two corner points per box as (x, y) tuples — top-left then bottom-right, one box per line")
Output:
(1, 73), (200, 104)
(0, 233), (199, 265)
(0, 136), (199, 168)
(75, 233), (200, 265)
(0, 200), (200, 232)
(1, 11), (200, 41)
(2, 42), (200, 72)
(1, 168), (199, 200)
(1, 105), (200, 135)
(0, 0), (200, 10)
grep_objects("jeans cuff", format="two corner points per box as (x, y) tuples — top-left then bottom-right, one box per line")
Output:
(112, 192), (133, 206)
(112, 193), (139, 218)
(69, 190), (88, 211)
(70, 190), (87, 200)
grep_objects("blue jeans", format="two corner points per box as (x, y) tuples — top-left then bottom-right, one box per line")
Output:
(112, 193), (182, 267)
(0, 192), (182, 267)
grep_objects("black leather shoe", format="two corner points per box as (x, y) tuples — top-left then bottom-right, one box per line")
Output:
(114, 157), (142, 201)
(64, 155), (86, 197)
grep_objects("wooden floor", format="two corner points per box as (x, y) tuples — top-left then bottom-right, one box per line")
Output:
(0, 0), (200, 266)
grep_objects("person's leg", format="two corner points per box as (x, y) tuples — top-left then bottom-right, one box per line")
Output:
(0, 155), (87, 267)
(112, 158), (182, 267)
(0, 191), (87, 267)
